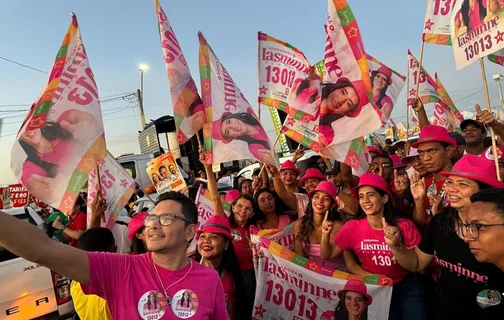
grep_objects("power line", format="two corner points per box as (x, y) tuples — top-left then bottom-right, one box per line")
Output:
(0, 56), (47, 74)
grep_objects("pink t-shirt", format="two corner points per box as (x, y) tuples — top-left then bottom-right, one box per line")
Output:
(83, 252), (229, 320)
(304, 243), (347, 272)
(256, 215), (291, 230)
(334, 218), (421, 283)
(231, 226), (254, 271)
(373, 94), (393, 110)
(248, 125), (272, 160)
(455, 0), (487, 31)
(221, 272), (235, 307)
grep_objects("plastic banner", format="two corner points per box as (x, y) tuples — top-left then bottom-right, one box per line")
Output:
(10, 14), (107, 214)
(407, 50), (442, 106)
(199, 32), (276, 166)
(86, 154), (135, 229)
(451, 1), (504, 70)
(252, 237), (393, 320)
(250, 224), (295, 251)
(320, 0), (382, 147)
(146, 151), (187, 194)
(423, 0), (457, 45)
(154, 0), (205, 144)
(434, 73), (464, 132)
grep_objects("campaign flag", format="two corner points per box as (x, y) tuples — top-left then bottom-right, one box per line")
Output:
(146, 151), (187, 194)
(154, 0), (206, 144)
(199, 32), (276, 166)
(423, 0), (457, 45)
(250, 224), (295, 251)
(488, 48), (504, 65)
(10, 14), (107, 213)
(267, 107), (290, 154)
(320, 0), (382, 147)
(281, 116), (321, 153)
(434, 73), (464, 132)
(189, 186), (231, 254)
(450, 1), (504, 69)
(258, 32), (313, 119)
(86, 153), (135, 229)
(252, 237), (393, 320)
(321, 138), (370, 176)
(430, 102), (452, 129)
(407, 50), (442, 106)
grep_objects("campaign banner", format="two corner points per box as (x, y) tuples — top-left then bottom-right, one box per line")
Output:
(434, 73), (464, 133)
(10, 14), (107, 214)
(488, 48), (504, 65)
(199, 32), (276, 166)
(320, 0), (382, 147)
(250, 224), (295, 251)
(253, 237), (393, 320)
(281, 116), (321, 153)
(366, 54), (406, 123)
(188, 186), (231, 254)
(258, 32), (313, 120)
(146, 151), (187, 195)
(154, 0), (206, 144)
(86, 154), (135, 229)
(321, 138), (370, 176)
(430, 102), (452, 129)
(423, 0), (456, 45)
(407, 50), (442, 106)
(451, 1), (504, 69)
(0, 184), (29, 208)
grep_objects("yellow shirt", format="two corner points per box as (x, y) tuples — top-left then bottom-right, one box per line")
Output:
(70, 281), (112, 320)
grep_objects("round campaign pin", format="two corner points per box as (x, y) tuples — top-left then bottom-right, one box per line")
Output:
(137, 290), (168, 320)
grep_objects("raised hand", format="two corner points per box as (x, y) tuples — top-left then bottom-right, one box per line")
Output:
(429, 194), (443, 216)
(411, 97), (424, 113)
(383, 217), (401, 248)
(410, 171), (426, 201)
(321, 211), (334, 235)
(292, 148), (305, 163)
(475, 103), (494, 126)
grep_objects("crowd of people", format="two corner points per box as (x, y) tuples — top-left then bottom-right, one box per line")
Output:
(1, 100), (504, 319)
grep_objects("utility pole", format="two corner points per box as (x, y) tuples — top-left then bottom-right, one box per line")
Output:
(493, 73), (504, 114)
(137, 89), (146, 129)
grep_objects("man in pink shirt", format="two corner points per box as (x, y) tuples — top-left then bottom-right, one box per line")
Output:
(0, 192), (229, 320)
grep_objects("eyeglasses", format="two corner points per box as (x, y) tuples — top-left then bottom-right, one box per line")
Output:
(144, 213), (194, 227)
(234, 204), (253, 213)
(461, 223), (504, 239)
(371, 162), (392, 168)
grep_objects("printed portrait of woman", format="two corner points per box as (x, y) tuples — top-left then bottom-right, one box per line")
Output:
(19, 109), (98, 204)
(370, 65), (394, 121)
(151, 172), (169, 190)
(212, 107), (275, 165)
(287, 72), (321, 120)
(143, 291), (162, 313)
(454, 0), (502, 37)
(319, 78), (369, 146)
(334, 279), (372, 320)
(177, 290), (194, 310)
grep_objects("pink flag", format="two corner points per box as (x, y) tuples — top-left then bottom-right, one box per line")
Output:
(320, 0), (381, 148)
(407, 50), (442, 106)
(199, 32), (276, 166)
(154, 0), (206, 144)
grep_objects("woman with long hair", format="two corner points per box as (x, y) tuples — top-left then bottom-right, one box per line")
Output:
(294, 181), (347, 271)
(386, 155), (504, 319)
(455, 0), (500, 36)
(254, 188), (292, 230)
(334, 279), (373, 320)
(143, 291), (162, 312)
(371, 66), (393, 120)
(196, 216), (247, 320)
(212, 108), (275, 164)
(128, 212), (148, 254)
(320, 173), (425, 320)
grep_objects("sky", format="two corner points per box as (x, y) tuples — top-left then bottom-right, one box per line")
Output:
(1, 0), (504, 184)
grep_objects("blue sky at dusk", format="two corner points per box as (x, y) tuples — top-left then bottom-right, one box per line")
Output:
(1, 0), (503, 183)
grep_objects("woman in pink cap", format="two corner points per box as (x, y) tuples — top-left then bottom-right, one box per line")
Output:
(197, 215), (247, 320)
(385, 154), (504, 319)
(212, 108), (275, 165)
(279, 160), (303, 193)
(371, 65), (394, 120)
(128, 212), (148, 254)
(294, 181), (347, 271)
(320, 173), (425, 320)
(334, 279), (373, 320)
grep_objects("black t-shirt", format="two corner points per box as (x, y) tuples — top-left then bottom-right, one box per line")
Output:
(297, 187), (307, 194)
(418, 211), (504, 319)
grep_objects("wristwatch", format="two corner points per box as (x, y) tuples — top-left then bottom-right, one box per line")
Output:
(60, 225), (67, 231)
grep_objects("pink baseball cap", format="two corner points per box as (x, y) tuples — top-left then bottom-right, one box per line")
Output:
(197, 215), (233, 240)
(411, 125), (456, 148)
(352, 173), (393, 199)
(299, 168), (325, 186)
(280, 160), (301, 176)
(225, 190), (241, 203)
(401, 148), (420, 165)
(372, 65), (393, 85)
(337, 279), (373, 305)
(367, 145), (383, 155)
(308, 181), (338, 200)
(440, 154), (504, 188)
(390, 155), (406, 169)
(128, 212), (148, 240)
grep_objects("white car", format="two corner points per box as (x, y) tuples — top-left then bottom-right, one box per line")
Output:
(0, 208), (74, 320)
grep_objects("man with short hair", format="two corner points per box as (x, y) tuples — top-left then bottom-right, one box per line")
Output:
(0, 192), (229, 320)
(461, 119), (487, 156)
(448, 131), (466, 164)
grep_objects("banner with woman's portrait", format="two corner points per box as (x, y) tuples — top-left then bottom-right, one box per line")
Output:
(320, 0), (382, 148)
(451, 0), (504, 69)
(199, 32), (276, 166)
(146, 151), (187, 195)
(252, 237), (393, 320)
(10, 14), (107, 214)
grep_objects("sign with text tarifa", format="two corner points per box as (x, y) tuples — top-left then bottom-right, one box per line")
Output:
(252, 237), (393, 320)
(451, 1), (504, 69)
(423, 0), (457, 45)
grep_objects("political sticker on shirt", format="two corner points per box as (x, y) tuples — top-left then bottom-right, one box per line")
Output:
(146, 151), (187, 195)
(171, 289), (199, 319)
(477, 289), (502, 309)
(137, 290), (168, 320)
(485, 146), (503, 160)
(231, 229), (243, 241)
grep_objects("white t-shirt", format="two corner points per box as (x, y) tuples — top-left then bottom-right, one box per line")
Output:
(112, 215), (131, 254)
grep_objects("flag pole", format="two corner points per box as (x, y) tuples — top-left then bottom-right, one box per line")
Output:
(414, 40), (425, 99)
(257, 133), (282, 177)
(406, 55), (411, 142)
(257, 32), (261, 121)
(95, 164), (106, 223)
(479, 58), (502, 181)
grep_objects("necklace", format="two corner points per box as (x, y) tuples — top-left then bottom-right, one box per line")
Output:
(152, 256), (193, 304)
